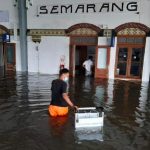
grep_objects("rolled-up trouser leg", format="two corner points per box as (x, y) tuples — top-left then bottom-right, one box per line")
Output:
(49, 105), (68, 117)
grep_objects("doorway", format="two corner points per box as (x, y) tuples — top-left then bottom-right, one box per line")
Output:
(69, 36), (98, 77)
(0, 44), (4, 74)
(75, 45), (96, 76)
(0, 43), (16, 74)
(4, 43), (16, 71)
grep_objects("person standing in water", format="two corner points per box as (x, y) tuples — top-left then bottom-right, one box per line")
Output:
(83, 56), (93, 76)
(49, 68), (78, 117)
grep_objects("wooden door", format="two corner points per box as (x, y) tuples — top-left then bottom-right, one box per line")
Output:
(75, 46), (87, 75)
(129, 47), (144, 78)
(115, 46), (129, 78)
(95, 46), (110, 78)
(115, 46), (144, 79)
(4, 43), (16, 71)
(0, 44), (4, 74)
(69, 45), (76, 77)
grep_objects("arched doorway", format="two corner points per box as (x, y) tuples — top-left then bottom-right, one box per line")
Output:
(114, 22), (150, 79)
(0, 25), (15, 74)
(66, 23), (101, 77)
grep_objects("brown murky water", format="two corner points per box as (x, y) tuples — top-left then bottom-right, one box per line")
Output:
(0, 73), (150, 150)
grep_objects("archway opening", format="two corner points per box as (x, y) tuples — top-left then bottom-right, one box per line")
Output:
(0, 25), (15, 75)
(114, 22), (150, 79)
(66, 23), (101, 77)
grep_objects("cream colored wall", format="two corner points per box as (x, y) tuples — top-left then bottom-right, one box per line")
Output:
(142, 37), (150, 82)
(0, 0), (18, 29)
(109, 38), (117, 79)
(28, 36), (70, 74)
(27, 0), (150, 29)
(0, 0), (150, 80)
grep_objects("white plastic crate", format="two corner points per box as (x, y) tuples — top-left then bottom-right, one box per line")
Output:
(75, 107), (104, 129)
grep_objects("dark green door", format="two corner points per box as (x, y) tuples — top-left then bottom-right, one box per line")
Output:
(4, 43), (16, 71)
(0, 44), (4, 74)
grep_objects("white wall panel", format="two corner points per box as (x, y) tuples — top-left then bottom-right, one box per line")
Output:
(28, 36), (69, 74)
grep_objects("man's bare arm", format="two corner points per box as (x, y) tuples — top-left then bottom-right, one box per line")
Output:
(63, 93), (78, 110)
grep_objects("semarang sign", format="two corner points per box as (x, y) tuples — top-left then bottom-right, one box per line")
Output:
(38, 1), (139, 15)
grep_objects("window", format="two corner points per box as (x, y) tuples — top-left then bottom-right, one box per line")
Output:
(97, 48), (107, 69)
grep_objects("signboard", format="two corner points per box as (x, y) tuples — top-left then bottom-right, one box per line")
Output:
(2, 33), (10, 42)
(38, 1), (139, 16)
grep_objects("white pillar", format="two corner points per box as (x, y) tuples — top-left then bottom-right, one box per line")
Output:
(108, 37), (117, 79)
(142, 37), (150, 82)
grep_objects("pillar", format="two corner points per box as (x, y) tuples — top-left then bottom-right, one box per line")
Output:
(18, 0), (28, 72)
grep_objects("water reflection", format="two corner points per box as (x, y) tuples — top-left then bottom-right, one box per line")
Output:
(49, 116), (68, 137)
(0, 73), (150, 150)
(135, 82), (149, 127)
(106, 79), (114, 112)
(75, 129), (103, 142)
(82, 77), (93, 91)
(0, 67), (4, 77)
(94, 85), (105, 107)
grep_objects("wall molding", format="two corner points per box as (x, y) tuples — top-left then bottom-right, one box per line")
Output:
(117, 28), (146, 36)
(2, 23), (150, 37)
(115, 22), (150, 35)
(66, 23), (101, 36)
(28, 29), (66, 36)
(0, 25), (9, 35)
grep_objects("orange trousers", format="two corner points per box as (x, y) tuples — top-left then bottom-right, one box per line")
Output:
(48, 105), (68, 117)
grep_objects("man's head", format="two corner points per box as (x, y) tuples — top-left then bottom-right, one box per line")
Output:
(88, 56), (93, 60)
(59, 68), (69, 82)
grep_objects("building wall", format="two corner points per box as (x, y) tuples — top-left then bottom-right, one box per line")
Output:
(142, 37), (150, 82)
(0, 0), (18, 29)
(28, 36), (69, 74)
(0, 0), (150, 81)
(27, 0), (150, 29)
(0, 0), (20, 71)
(109, 38), (117, 80)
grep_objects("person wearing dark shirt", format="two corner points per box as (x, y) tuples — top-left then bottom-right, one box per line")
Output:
(49, 68), (78, 117)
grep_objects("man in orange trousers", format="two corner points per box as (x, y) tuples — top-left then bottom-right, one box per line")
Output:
(49, 68), (78, 117)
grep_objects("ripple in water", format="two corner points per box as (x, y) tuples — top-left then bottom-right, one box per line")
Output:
(0, 73), (150, 150)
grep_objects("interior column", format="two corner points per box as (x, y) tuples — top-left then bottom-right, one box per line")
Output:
(18, 0), (28, 72)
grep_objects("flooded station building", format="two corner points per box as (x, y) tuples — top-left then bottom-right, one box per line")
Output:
(0, 0), (150, 82)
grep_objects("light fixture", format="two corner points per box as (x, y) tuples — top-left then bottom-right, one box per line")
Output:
(13, 0), (18, 7)
(26, 0), (33, 9)
(13, 0), (33, 9)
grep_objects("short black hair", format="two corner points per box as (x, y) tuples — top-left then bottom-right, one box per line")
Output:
(89, 56), (93, 60)
(59, 68), (69, 76)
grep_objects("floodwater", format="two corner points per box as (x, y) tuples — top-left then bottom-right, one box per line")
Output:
(0, 73), (150, 150)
